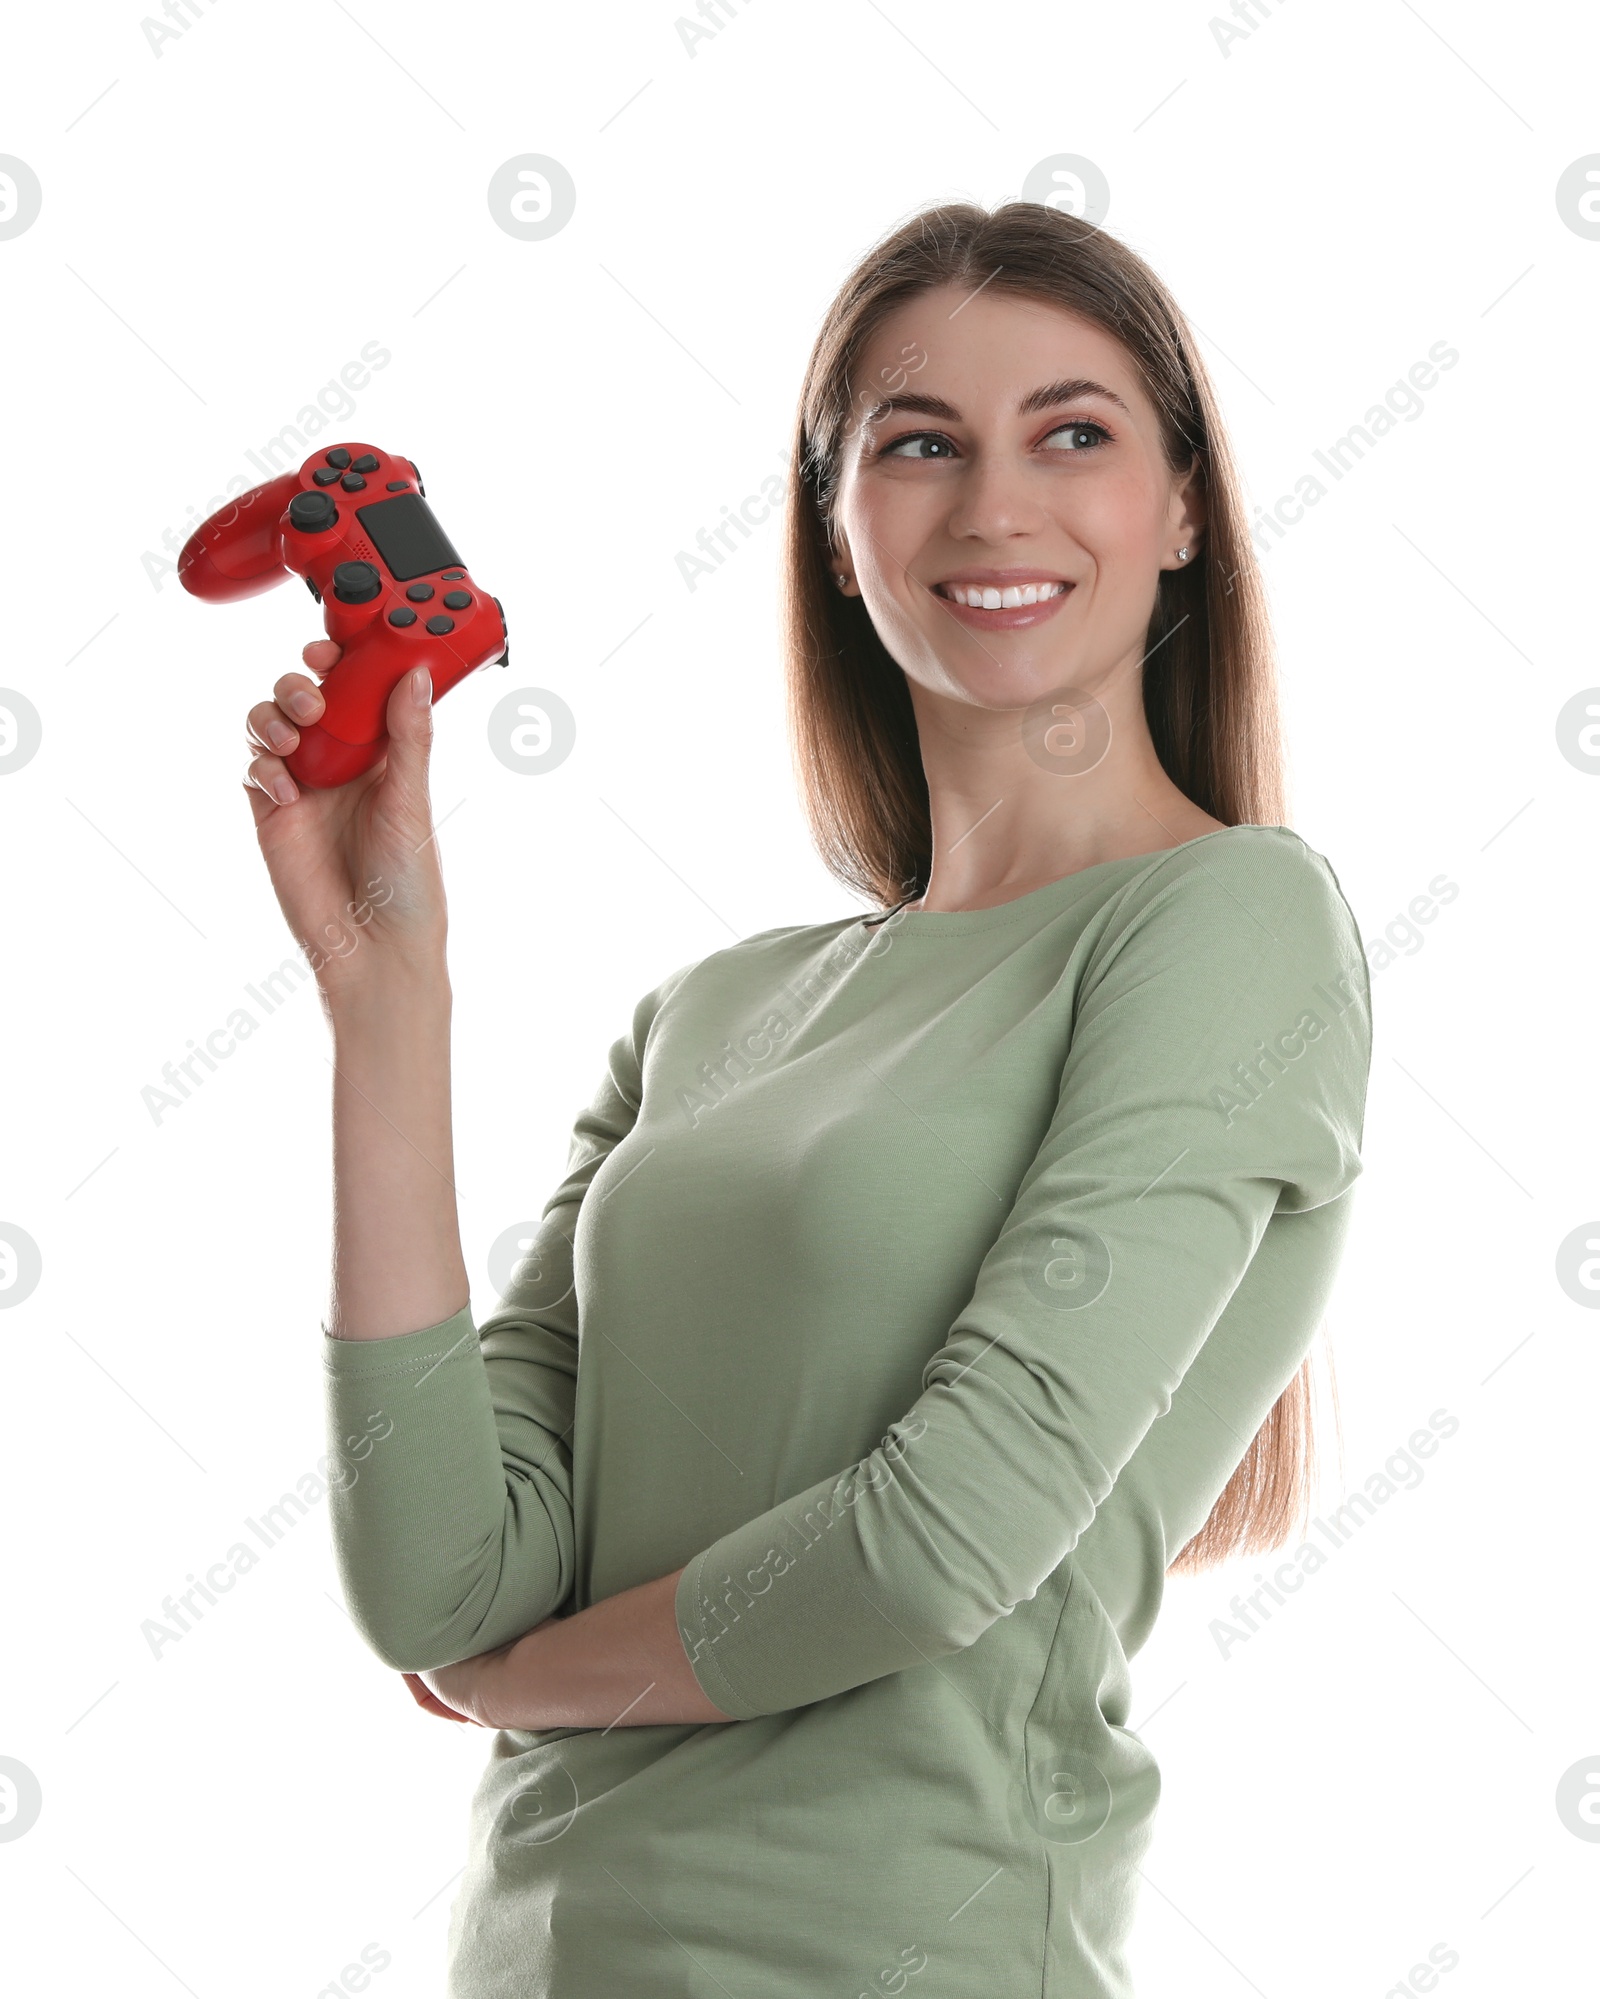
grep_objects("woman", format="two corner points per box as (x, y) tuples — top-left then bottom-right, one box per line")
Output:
(245, 200), (1372, 1997)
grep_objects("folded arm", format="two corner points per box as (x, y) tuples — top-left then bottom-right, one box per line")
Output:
(670, 836), (1372, 1720)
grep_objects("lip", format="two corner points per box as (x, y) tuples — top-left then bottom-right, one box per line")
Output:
(931, 570), (1076, 631)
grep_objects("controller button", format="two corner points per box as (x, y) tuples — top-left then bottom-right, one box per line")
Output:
(288, 492), (338, 534)
(387, 606), (419, 627)
(325, 448), (352, 470)
(312, 467), (343, 486)
(352, 453), (380, 474)
(406, 583), (435, 602)
(425, 615), (456, 635)
(340, 473), (368, 492)
(332, 560), (383, 605)
(441, 569), (466, 580)
(385, 480), (410, 491)
(442, 589), (472, 610)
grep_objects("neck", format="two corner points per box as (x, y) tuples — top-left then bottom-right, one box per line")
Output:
(903, 665), (1223, 914)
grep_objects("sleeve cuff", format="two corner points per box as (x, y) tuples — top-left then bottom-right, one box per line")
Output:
(675, 1546), (764, 1721)
(321, 1302), (479, 1381)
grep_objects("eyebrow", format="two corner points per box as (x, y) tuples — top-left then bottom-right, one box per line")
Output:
(858, 376), (1132, 430)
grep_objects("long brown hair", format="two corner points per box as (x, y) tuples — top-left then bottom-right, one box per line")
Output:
(779, 198), (1339, 1575)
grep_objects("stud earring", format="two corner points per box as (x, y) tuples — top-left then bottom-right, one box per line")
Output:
(1176, 546), (1189, 562)
(835, 572), (851, 589)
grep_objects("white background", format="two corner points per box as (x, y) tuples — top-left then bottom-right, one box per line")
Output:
(1, 1), (1595, 1994)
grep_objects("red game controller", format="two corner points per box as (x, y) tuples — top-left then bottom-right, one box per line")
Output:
(178, 442), (508, 788)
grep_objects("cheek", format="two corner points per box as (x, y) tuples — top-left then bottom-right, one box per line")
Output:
(842, 475), (942, 573)
(1060, 464), (1169, 552)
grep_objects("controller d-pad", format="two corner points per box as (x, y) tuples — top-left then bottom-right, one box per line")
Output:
(388, 606), (418, 627)
(341, 473), (367, 492)
(312, 467), (342, 486)
(289, 492), (338, 534)
(406, 583), (435, 602)
(425, 615), (455, 635)
(333, 560), (382, 605)
(352, 453), (379, 474)
(325, 448), (352, 470)
(442, 590), (472, 610)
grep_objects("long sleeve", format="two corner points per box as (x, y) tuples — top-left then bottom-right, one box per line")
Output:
(673, 836), (1372, 1719)
(322, 961), (695, 1673)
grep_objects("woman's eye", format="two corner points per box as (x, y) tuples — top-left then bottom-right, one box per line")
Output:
(1042, 420), (1111, 452)
(879, 432), (955, 460)
(879, 421), (1111, 460)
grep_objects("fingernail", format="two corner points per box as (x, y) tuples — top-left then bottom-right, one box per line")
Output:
(411, 666), (432, 707)
(288, 691), (320, 720)
(272, 775), (296, 805)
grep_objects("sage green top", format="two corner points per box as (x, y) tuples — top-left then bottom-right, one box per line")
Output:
(323, 823), (1371, 1999)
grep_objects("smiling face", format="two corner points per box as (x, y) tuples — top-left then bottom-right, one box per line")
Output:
(830, 284), (1206, 718)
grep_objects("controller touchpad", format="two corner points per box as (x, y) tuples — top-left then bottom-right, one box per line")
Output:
(355, 493), (464, 581)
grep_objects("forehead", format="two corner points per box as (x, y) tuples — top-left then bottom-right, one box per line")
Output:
(851, 284), (1148, 416)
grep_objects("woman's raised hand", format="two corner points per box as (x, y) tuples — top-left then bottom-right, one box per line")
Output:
(242, 642), (448, 996)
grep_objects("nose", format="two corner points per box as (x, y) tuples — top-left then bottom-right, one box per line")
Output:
(941, 444), (1051, 545)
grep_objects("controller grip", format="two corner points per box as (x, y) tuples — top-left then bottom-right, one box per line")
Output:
(285, 722), (386, 789)
(283, 626), (494, 789)
(178, 472), (302, 601)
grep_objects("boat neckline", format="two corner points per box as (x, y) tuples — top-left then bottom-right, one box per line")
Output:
(858, 825), (1293, 935)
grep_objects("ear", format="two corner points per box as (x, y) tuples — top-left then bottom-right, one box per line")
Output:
(830, 528), (859, 596)
(1167, 454), (1207, 563)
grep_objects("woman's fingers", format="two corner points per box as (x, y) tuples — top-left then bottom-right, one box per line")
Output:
(241, 651), (340, 809)
(246, 698), (300, 756)
(246, 747), (298, 808)
(401, 1671), (472, 1722)
(242, 777), (277, 828)
(275, 668), (328, 726)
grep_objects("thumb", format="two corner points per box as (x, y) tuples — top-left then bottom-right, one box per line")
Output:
(381, 662), (436, 805)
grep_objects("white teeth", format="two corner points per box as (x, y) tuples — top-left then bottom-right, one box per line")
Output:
(943, 581), (1066, 608)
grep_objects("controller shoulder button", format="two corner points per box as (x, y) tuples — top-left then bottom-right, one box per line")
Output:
(425, 614), (456, 635)
(325, 448), (352, 470)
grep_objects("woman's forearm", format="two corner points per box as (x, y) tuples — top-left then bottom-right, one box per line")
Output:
(477, 1569), (733, 1729)
(324, 959), (470, 1343)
